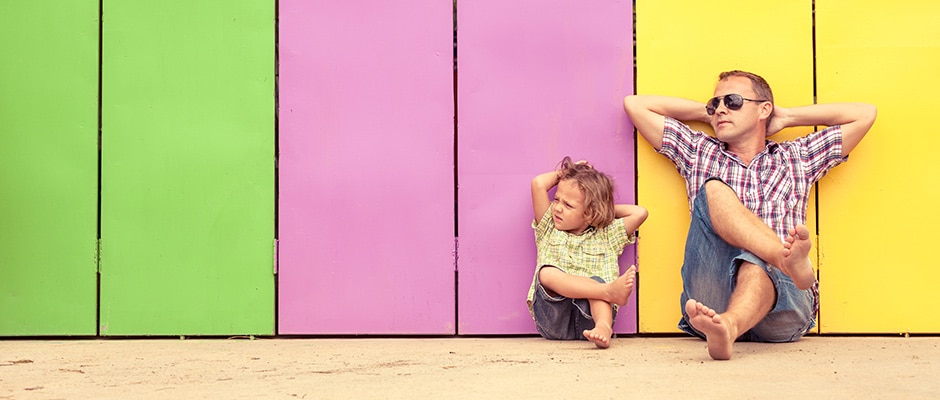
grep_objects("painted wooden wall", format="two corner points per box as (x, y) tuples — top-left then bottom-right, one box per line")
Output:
(456, 0), (638, 334)
(1, 1), (937, 336)
(816, 0), (939, 333)
(634, 0), (817, 333)
(98, 0), (275, 335)
(634, 0), (938, 334)
(277, 1), (456, 334)
(0, 1), (99, 335)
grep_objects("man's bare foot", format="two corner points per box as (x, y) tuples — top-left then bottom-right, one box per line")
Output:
(782, 225), (816, 290)
(605, 265), (636, 306)
(583, 322), (612, 349)
(685, 299), (735, 360)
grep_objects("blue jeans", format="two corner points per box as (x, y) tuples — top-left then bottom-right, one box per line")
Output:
(677, 180), (816, 343)
(532, 273), (616, 340)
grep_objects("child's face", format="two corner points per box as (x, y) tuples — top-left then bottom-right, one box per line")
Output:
(552, 179), (591, 235)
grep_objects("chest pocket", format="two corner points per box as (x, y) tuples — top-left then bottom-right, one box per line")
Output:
(579, 243), (608, 267)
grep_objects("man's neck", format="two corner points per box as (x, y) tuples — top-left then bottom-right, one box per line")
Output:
(725, 139), (766, 166)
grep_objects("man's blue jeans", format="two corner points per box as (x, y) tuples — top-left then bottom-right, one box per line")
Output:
(677, 180), (816, 342)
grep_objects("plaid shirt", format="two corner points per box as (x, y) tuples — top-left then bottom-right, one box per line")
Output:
(526, 208), (635, 316)
(661, 117), (845, 240)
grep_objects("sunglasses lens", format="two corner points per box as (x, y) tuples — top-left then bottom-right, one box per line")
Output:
(724, 94), (744, 110)
(706, 97), (720, 115)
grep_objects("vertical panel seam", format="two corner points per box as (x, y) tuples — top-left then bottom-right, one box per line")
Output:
(96, 0), (104, 337)
(453, 0), (460, 336)
(811, 0), (822, 333)
(632, 0), (640, 332)
(274, 0), (281, 336)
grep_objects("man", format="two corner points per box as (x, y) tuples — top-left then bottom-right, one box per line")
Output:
(623, 70), (877, 360)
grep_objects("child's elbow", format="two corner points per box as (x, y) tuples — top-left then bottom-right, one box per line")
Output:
(531, 177), (544, 191)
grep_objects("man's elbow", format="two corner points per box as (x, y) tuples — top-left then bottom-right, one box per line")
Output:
(623, 95), (640, 113)
(863, 103), (878, 126)
(855, 103), (878, 135)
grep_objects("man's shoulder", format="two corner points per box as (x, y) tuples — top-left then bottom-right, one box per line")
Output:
(664, 116), (693, 132)
(663, 117), (713, 144)
(773, 125), (842, 149)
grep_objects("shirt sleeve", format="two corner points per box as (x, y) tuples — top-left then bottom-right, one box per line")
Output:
(659, 117), (701, 178)
(532, 207), (554, 242)
(794, 125), (845, 183)
(603, 218), (635, 255)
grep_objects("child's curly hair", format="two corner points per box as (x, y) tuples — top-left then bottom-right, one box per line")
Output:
(557, 156), (616, 228)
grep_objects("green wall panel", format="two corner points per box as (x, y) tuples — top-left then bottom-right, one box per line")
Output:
(0, 1), (99, 335)
(100, 1), (275, 335)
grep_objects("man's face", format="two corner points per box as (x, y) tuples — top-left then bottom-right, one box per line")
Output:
(710, 76), (767, 143)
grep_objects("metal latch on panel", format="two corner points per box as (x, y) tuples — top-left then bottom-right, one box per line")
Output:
(273, 239), (278, 275)
(95, 239), (102, 274)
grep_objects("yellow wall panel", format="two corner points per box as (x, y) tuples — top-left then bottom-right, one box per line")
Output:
(816, 0), (940, 333)
(635, 1), (816, 332)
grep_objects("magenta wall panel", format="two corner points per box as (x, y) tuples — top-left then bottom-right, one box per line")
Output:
(457, 1), (637, 334)
(278, 1), (455, 334)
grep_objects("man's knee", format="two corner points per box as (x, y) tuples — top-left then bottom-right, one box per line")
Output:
(750, 309), (813, 343)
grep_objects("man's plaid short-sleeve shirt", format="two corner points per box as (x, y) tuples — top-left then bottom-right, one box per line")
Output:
(660, 117), (846, 240)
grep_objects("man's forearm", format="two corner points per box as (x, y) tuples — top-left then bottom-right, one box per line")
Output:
(773, 103), (876, 129)
(626, 95), (710, 124)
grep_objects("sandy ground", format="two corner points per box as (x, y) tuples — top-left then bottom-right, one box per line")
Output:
(1, 335), (938, 399)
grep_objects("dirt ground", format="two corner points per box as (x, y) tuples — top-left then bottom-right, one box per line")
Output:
(1, 335), (937, 399)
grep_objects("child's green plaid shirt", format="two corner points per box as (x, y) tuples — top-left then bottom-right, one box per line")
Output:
(526, 208), (636, 317)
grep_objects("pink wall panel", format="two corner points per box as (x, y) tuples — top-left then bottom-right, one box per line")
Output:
(457, 1), (637, 334)
(278, 1), (455, 334)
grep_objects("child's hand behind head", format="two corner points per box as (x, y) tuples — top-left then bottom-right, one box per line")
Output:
(558, 157), (595, 174)
(574, 160), (592, 168)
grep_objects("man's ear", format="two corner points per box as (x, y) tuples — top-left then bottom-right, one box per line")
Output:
(760, 102), (774, 119)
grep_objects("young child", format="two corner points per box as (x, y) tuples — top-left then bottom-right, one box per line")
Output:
(526, 156), (648, 348)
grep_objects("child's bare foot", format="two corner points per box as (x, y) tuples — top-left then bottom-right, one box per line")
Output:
(782, 225), (816, 290)
(583, 322), (612, 349)
(605, 265), (636, 306)
(685, 299), (735, 360)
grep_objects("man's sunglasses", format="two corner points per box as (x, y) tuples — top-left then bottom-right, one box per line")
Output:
(705, 94), (769, 115)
